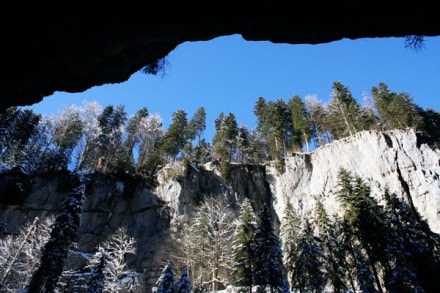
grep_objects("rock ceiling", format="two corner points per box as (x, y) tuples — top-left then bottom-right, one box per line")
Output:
(1, 16), (440, 112)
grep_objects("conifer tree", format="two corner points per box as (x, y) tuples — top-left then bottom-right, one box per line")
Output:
(372, 82), (423, 130)
(162, 109), (188, 162)
(418, 108), (440, 141)
(86, 251), (109, 293)
(384, 191), (440, 292)
(125, 107), (149, 167)
(304, 95), (331, 147)
(51, 106), (84, 167)
(176, 266), (191, 293)
(332, 217), (359, 292)
(253, 97), (292, 166)
(135, 114), (165, 178)
(288, 95), (312, 151)
(96, 105), (127, 172)
(74, 100), (102, 171)
(213, 112), (238, 178)
(187, 106), (206, 145)
(28, 183), (86, 292)
(231, 198), (257, 292)
(280, 202), (300, 292)
(253, 204), (287, 293)
(327, 81), (363, 139)
(0, 107), (41, 169)
(336, 168), (388, 293)
(315, 202), (347, 292)
(156, 260), (175, 293)
(290, 219), (326, 293)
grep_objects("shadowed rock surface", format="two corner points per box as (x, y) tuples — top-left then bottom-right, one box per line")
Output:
(1, 12), (440, 112)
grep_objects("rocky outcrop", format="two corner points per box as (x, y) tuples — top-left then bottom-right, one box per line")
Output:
(268, 128), (440, 233)
(0, 163), (273, 289)
(2, 13), (440, 112)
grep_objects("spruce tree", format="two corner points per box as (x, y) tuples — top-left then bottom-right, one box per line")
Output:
(86, 251), (109, 293)
(287, 95), (312, 151)
(315, 202), (346, 292)
(327, 80), (363, 139)
(28, 183), (86, 292)
(0, 107), (41, 169)
(156, 260), (175, 293)
(280, 202), (300, 292)
(213, 112), (238, 178)
(187, 106), (206, 145)
(418, 107), (440, 143)
(253, 204), (287, 293)
(231, 198), (256, 292)
(176, 266), (191, 293)
(291, 219), (326, 293)
(336, 168), (389, 293)
(372, 82), (423, 130)
(96, 104), (127, 172)
(125, 107), (149, 167)
(161, 109), (188, 162)
(384, 191), (440, 292)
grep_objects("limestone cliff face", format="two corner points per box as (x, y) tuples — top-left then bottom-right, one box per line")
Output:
(267, 128), (440, 233)
(0, 128), (438, 290)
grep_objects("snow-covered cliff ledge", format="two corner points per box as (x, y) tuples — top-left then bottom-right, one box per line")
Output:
(268, 128), (440, 233)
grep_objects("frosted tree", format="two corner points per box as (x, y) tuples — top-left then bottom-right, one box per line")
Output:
(304, 94), (331, 147)
(124, 107), (149, 168)
(33, 105), (83, 172)
(156, 260), (175, 293)
(95, 104), (127, 172)
(176, 266), (191, 293)
(74, 100), (102, 171)
(185, 196), (236, 292)
(92, 226), (138, 291)
(135, 114), (165, 178)
(231, 198), (256, 292)
(0, 216), (53, 291)
(27, 183), (86, 292)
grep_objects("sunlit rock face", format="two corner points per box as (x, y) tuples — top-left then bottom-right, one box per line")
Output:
(267, 128), (440, 233)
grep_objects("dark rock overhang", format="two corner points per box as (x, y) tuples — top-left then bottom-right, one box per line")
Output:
(2, 14), (440, 112)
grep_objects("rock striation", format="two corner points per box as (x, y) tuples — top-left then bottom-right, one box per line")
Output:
(268, 128), (440, 233)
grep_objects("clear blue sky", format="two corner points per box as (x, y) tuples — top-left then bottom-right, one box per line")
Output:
(26, 34), (440, 142)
